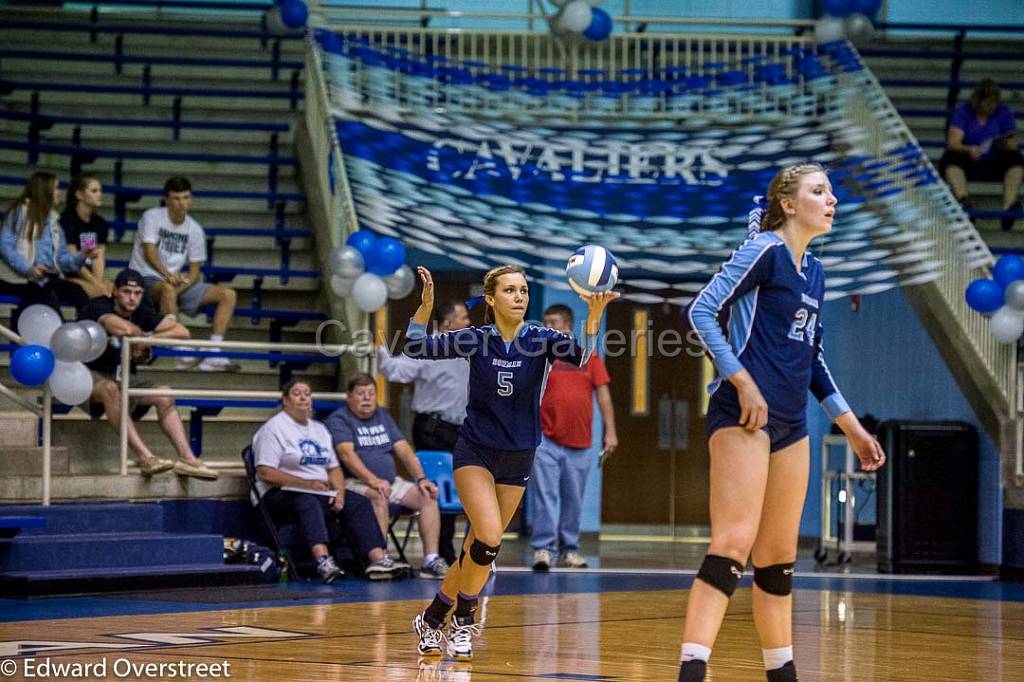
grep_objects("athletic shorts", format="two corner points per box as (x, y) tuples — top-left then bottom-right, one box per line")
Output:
(143, 275), (210, 317)
(706, 391), (807, 453)
(452, 437), (535, 487)
(938, 148), (1024, 182)
(85, 372), (155, 422)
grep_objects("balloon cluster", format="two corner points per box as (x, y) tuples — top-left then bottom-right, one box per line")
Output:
(265, 0), (308, 35)
(329, 231), (414, 313)
(552, 0), (613, 42)
(965, 255), (1024, 343)
(9, 305), (107, 404)
(814, 0), (880, 46)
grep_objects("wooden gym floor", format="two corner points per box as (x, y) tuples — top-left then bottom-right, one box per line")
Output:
(2, 569), (1023, 681)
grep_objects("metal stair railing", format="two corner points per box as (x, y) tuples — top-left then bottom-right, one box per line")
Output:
(0, 323), (55, 506)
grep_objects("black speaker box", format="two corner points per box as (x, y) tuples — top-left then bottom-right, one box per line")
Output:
(876, 421), (977, 574)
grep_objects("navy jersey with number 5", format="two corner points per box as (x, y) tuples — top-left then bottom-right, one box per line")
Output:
(404, 322), (594, 451)
(687, 231), (850, 423)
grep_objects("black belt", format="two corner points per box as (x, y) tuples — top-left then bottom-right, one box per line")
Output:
(416, 411), (462, 428)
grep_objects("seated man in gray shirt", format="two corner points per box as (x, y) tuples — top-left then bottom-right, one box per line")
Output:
(326, 373), (449, 580)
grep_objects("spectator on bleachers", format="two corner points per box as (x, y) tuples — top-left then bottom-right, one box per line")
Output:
(252, 380), (410, 583)
(326, 373), (450, 580)
(940, 78), (1023, 230)
(61, 174), (113, 299)
(1, 172), (92, 329)
(79, 268), (218, 480)
(127, 176), (239, 371)
(375, 299), (471, 567)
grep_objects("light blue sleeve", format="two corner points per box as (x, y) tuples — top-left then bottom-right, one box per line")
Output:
(686, 238), (777, 379)
(0, 209), (32, 276)
(404, 320), (480, 359)
(809, 314), (851, 420)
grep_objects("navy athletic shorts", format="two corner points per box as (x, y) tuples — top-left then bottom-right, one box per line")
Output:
(452, 437), (535, 487)
(706, 390), (808, 453)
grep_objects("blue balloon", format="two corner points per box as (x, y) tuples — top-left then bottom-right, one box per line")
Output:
(279, 0), (308, 28)
(365, 237), (406, 276)
(965, 279), (1005, 313)
(822, 0), (855, 17)
(993, 255), (1024, 288)
(10, 344), (55, 386)
(583, 7), (613, 41)
(346, 230), (377, 258)
(852, 0), (883, 15)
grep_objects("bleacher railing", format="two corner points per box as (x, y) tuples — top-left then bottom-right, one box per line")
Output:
(318, 28), (836, 119)
(0, 323), (55, 506)
(837, 52), (1016, 404)
(116, 336), (350, 476)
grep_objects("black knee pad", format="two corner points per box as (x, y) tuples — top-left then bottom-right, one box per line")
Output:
(753, 562), (795, 596)
(469, 539), (500, 566)
(696, 554), (744, 598)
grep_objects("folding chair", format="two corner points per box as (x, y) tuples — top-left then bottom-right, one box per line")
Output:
(400, 450), (465, 554)
(241, 444), (302, 580)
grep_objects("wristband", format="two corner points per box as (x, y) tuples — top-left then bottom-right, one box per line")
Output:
(416, 477), (427, 484)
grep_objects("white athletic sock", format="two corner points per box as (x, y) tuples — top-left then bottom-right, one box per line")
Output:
(681, 642), (711, 664)
(423, 553), (439, 566)
(763, 646), (793, 671)
(210, 333), (224, 343)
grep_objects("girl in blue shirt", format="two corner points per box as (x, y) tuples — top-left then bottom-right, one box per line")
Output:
(678, 164), (886, 682)
(1, 172), (93, 328)
(408, 264), (616, 661)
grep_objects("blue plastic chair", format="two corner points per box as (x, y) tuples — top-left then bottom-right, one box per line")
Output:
(417, 450), (463, 514)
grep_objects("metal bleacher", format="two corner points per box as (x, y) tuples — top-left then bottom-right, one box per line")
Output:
(862, 23), (1024, 240)
(0, 2), (336, 491)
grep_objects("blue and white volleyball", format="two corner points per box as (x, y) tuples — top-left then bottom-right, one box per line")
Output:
(566, 244), (618, 295)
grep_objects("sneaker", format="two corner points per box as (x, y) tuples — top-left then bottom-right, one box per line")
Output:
(366, 554), (407, 580)
(316, 556), (344, 584)
(173, 458), (219, 480)
(197, 356), (241, 372)
(446, 617), (480, 662)
(557, 550), (588, 568)
(532, 548), (552, 572)
(174, 355), (199, 371)
(419, 556), (450, 580)
(678, 660), (707, 682)
(413, 612), (445, 657)
(138, 456), (174, 476)
(1003, 200), (1022, 231)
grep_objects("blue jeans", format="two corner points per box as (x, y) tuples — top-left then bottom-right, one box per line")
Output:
(528, 435), (595, 553)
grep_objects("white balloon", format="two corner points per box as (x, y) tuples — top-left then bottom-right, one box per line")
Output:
(352, 273), (389, 312)
(991, 306), (1024, 343)
(49, 322), (93, 363)
(557, 0), (593, 33)
(48, 361), (94, 405)
(384, 265), (416, 299)
(17, 304), (62, 347)
(79, 320), (109, 363)
(330, 272), (357, 297)
(330, 245), (365, 279)
(844, 13), (874, 45)
(814, 16), (846, 44)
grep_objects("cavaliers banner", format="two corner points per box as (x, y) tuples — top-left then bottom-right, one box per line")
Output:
(333, 104), (951, 304)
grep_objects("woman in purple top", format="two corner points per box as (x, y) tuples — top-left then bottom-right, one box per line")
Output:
(939, 78), (1023, 230)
